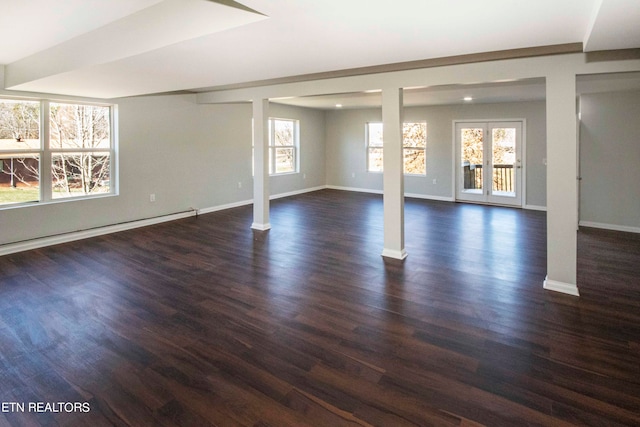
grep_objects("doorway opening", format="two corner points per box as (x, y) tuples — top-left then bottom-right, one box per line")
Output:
(454, 120), (524, 207)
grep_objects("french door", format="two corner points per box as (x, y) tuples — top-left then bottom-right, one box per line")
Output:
(455, 121), (523, 207)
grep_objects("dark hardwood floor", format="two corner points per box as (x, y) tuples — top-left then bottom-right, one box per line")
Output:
(0, 189), (639, 426)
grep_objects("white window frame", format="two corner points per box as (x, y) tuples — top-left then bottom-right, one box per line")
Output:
(0, 98), (42, 207)
(268, 117), (299, 175)
(366, 121), (427, 175)
(0, 97), (117, 210)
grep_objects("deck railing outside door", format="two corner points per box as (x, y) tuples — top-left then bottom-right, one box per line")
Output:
(463, 164), (514, 192)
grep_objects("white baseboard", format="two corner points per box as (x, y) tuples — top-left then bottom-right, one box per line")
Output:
(381, 248), (408, 260)
(543, 276), (580, 296)
(327, 185), (454, 202)
(270, 185), (327, 200)
(524, 204), (547, 211)
(197, 199), (253, 215)
(326, 185), (383, 195)
(198, 186), (327, 216)
(0, 210), (196, 257)
(579, 221), (640, 234)
(405, 192), (455, 202)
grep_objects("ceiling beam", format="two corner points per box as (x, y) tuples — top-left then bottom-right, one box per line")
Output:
(195, 43), (583, 93)
(4, 0), (267, 91)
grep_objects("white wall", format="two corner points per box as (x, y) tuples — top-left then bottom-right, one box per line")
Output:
(326, 101), (547, 207)
(269, 103), (326, 195)
(579, 90), (640, 230)
(0, 94), (326, 246)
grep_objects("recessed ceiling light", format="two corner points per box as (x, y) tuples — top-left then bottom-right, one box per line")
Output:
(335, 104), (343, 108)
(464, 96), (473, 102)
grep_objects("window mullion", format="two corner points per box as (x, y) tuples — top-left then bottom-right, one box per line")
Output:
(41, 101), (52, 202)
(272, 121), (277, 174)
(269, 119), (273, 175)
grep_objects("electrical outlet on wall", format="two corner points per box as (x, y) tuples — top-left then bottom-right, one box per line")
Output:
(150, 194), (156, 202)
(432, 178), (437, 184)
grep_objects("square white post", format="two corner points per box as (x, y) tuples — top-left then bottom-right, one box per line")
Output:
(252, 98), (271, 231)
(381, 88), (407, 260)
(544, 72), (579, 296)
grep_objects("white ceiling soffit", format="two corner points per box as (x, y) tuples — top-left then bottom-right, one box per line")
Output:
(4, 0), (267, 95)
(0, 0), (164, 64)
(272, 80), (548, 110)
(272, 72), (640, 110)
(577, 71), (640, 93)
(584, 0), (640, 51)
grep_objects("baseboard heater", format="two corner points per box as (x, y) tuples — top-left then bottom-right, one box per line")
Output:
(0, 208), (197, 257)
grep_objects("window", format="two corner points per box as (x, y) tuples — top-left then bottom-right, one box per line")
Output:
(269, 118), (298, 175)
(50, 103), (112, 199)
(0, 98), (115, 208)
(366, 121), (427, 175)
(403, 122), (427, 175)
(0, 100), (41, 206)
(366, 122), (384, 172)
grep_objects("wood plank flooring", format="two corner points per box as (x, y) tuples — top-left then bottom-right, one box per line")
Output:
(0, 189), (638, 426)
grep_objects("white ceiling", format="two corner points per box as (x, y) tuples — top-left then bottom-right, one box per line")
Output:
(270, 72), (640, 109)
(273, 80), (548, 110)
(1, 0), (639, 99)
(0, 0), (163, 64)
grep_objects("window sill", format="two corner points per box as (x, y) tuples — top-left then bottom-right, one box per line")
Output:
(0, 192), (118, 212)
(367, 171), (427, 177)
(269, 171), (299, 177)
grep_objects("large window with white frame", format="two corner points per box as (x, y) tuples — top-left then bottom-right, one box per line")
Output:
(366, 121), (427, 175)
(269, 118), (298, 175)
(50, 102), (113, 199)
(0, 98), (115, 207)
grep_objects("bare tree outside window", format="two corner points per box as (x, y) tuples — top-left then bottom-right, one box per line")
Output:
(50, 103), (111, 198)
(0, 99), (114, 207)
(0, 101), (40, 143)
(269, 118), (297, 174)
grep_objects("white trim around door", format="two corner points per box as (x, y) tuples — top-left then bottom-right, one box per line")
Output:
(453, 120), (526, 207)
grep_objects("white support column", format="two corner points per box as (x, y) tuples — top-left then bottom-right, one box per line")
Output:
(252, 98), (271, 231)
(381, 87), (407, 260)
(543, 72), (579, 296)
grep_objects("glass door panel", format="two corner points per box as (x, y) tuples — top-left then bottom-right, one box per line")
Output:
(455, 123), (486, 203)
(461, 127), (484, 193)
(491, 127), (516, 197)
(487, 122), (522, 206)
